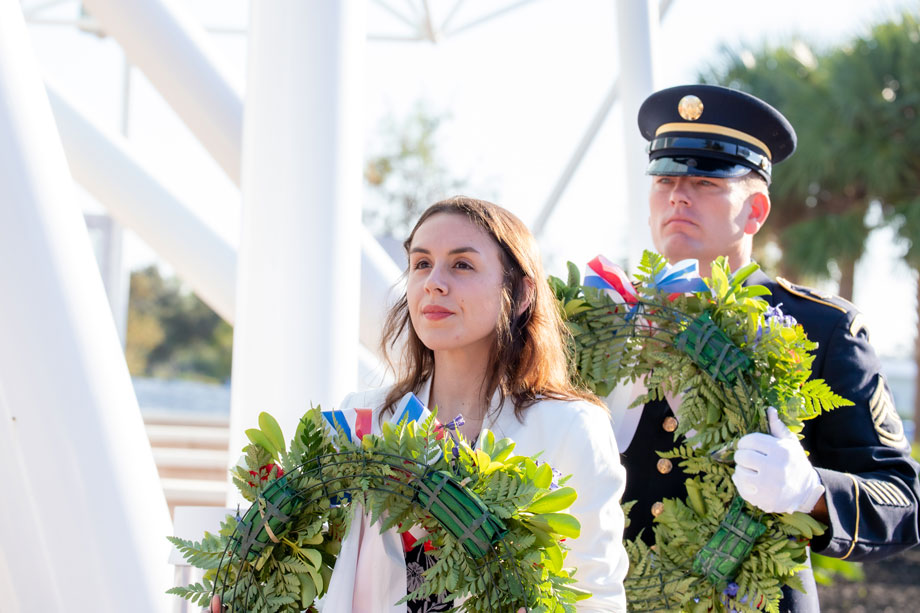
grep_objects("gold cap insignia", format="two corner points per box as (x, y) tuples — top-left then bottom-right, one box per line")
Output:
(678, 94), (704, 121)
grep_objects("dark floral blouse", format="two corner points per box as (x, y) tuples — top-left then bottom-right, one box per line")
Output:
(405, 543), (453, 612)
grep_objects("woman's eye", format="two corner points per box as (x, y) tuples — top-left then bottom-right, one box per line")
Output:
(454, 260), (474, 270)
(412, 259), (431, 270)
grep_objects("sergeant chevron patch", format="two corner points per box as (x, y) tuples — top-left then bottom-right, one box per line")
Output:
(848, 312), (870, 342)
(869, 375), (908, 449)
(861, 479), (911, 507)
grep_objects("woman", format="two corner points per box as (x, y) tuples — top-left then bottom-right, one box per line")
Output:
(213, 196), (627, 612)
(327, 196), (628, 612)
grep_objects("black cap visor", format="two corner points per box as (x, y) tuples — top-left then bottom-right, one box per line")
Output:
(646, 156), (767, 182)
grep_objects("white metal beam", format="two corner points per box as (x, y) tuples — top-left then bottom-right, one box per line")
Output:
(0, 3), (172, 610)
(444, 0), (539, 37)
(371, 0), (418, 31)
(80, 0), (243, 186)
(230, 0), (368, 465)
(439, 0), (467, 33)
(532, 77), (620, 237)
(48, 85), (238, 323)
(532, 0), (670, 245)
(616, 0), (659, 268)
(48, 86), (402, 354)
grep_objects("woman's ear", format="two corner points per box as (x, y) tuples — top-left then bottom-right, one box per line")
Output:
(516, 277), (535, 317)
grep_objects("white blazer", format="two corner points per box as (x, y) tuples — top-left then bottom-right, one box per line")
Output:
(322, 379), (628, 612)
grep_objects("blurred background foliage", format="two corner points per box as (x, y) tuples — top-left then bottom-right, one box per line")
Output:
(362, 102), (469, 239)
(701, 10), (920, 442)
(125, 266), (232, 383)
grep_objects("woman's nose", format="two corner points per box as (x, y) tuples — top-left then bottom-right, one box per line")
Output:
(423, 264), (448, 294)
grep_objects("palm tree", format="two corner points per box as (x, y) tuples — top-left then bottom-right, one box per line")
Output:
(705, 11), (920, 442)
(700, 42), (874, 300)
(837, 12), (920, 442)
(890, 201), (920, 443)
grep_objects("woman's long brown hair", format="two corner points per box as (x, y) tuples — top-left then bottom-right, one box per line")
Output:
(380, 196), (602, 419)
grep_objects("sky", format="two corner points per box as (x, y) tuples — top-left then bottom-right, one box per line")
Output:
(22, 0), (920, 358)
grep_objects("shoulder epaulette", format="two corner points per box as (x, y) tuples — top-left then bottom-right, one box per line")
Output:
(775, 277), (853, 314)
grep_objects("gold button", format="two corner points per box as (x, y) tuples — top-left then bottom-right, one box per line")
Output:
(662, 416), (678, 432)
(651, 501), (664, 517)
(657, 458), (673, 474)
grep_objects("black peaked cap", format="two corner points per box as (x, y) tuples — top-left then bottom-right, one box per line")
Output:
(637, 84), (796, 183)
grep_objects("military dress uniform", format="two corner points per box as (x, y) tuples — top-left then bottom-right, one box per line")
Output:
(616, 84), (920, 612)
(619, 271), (920, 610)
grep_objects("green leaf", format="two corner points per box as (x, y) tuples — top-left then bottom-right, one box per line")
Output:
(566, 583), (593, 601)
(742, 285), (773, 298)
(245, 428), (278, 458)
(730, 261), (760, 289)
(563, 298), (589, 317)
(545, 541), (563, 572)
(532, 463), (553, 489)
(298, 573), (317, 606)
(527, 487), (577, 514)
(527, 513), (581, 538)
(258, 412), (286, 456)
(303, 547), (322, 570)
(489, 437), (516, 463)
(566, 261), (581, 287)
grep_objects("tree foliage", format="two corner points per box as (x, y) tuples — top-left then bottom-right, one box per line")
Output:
(125, 266), (232, 383)
(363, 103), (469, 238)
(700, 40), (871, 296)
(702, 11), (920, 442)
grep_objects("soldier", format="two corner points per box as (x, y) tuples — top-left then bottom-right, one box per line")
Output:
(617, 83), (920, 611)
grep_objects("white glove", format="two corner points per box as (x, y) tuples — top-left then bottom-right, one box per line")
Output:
(731, 408), (825, 514)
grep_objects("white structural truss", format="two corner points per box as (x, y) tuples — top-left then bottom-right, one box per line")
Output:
(230, 0), (367, 466)
(0, 3), (172, 611)
(1, 0), (657, 609)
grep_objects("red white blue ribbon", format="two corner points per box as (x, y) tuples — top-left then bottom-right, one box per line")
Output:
(323, 392), (449, 445)
(584, 255), (638, 304)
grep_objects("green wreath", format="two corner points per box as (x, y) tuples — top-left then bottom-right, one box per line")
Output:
(168, 407), (591, 612)
(550, 251), (852, 613)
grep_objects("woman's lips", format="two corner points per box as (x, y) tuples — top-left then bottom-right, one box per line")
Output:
(422, 305), (454, 320)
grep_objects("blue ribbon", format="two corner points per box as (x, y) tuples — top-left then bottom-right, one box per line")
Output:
(583, 275), (614, 290)
(651, 259), (709, 294)
(321, 409), (352, 442)
(395, 392), (427, 425)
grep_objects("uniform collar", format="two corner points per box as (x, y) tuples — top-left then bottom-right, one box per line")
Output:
(744, 267), (773, 288)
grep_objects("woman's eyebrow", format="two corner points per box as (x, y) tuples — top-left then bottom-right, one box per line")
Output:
(408, 246), (480, 255)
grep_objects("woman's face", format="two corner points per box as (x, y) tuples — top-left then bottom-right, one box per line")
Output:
(406, 213), (506, 357)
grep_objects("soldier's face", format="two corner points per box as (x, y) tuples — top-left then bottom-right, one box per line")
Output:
(648, 174), (761, 270)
